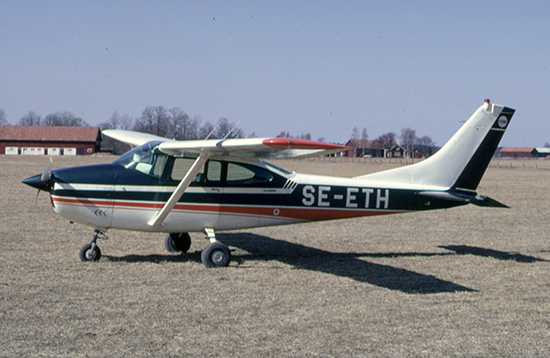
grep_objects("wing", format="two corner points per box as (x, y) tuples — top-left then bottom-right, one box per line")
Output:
(158, 137), (347, 159)
(102, 129), (172, 147)
(103, 130), (347, 159)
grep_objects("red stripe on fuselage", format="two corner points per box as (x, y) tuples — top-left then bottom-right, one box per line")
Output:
(52, 196), (401, 221)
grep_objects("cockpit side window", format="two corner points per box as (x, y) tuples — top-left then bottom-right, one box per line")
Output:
(113, 141), (167, 178)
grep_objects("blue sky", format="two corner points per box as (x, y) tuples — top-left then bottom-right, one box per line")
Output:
(1, 1), (549, 146)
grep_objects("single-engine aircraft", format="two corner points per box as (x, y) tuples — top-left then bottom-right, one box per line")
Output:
(23, 100), (515, 268)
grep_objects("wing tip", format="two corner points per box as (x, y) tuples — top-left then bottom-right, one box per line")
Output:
(262, 138), (347, 150)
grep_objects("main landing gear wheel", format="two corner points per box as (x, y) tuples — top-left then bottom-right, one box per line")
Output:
(79, 243), (101, 262)
(201, 242), (231, 268)
(165, 232), (192, 253)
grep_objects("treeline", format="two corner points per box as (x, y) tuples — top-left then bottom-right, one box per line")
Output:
(2, 107), (438, 156)
(3, 107), (246, 140)
(1, 106), (319, 141)
(349, 126), (436, 158)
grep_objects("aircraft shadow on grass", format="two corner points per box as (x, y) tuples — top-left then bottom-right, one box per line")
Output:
(439, 245), (548, 263)
(102, 233), (548, 295)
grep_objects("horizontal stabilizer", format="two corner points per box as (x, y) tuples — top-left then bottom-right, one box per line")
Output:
(417, 191), (509, 208)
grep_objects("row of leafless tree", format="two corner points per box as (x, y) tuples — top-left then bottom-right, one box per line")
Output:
(99, 107), (246, 140)
(349, 126), (436, 157)
(1, 107), (437, 156)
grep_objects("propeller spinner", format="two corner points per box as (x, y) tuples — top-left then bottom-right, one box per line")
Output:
(22, 157), (54, 192)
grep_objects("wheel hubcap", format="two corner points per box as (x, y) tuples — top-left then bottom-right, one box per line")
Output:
(85, 249), (96, 260)
(211, 250), (225, 264)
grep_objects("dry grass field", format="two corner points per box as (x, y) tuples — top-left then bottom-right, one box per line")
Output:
(1, 155), (549, 357)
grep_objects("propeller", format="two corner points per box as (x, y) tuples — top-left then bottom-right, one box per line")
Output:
(21, 158), (54, 205)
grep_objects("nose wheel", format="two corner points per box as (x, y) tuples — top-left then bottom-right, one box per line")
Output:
(79, 243), (101, 261)
(79, 230), (107, 262)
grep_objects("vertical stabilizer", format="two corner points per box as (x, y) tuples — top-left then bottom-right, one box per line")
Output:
(356, 100), (515, 191)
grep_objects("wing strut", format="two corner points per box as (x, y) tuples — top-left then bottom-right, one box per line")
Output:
(148, 152), (211, 227)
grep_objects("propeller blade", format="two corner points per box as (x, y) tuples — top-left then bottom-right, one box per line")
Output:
(41, 157), (52, 182)
(33, 189), (41, 206)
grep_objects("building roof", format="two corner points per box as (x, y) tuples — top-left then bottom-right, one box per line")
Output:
(500, 147), (535, 153)
(0, 126), (100, 142)
(535, 147), (550, 154)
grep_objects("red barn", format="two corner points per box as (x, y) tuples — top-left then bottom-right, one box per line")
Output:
(0, 126), (101, 155)
(499, 147), (536, 158)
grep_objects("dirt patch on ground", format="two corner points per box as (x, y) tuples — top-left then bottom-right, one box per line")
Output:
(1, 155), (549, 357)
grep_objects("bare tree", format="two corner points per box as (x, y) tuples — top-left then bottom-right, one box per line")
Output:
(373, 132), (396, 157)
(275, 131), (312, 140)
(198, 121), (215, 139)
(276, 131), (292, 138)
(349, 126), (360, 157)
(18, 111), (42, 126)
(43, 111), (88, 126)
(211, 118), (244, 139)
(361, 128), (369, 156)
(169, 107), (193, 139)
(134, 106), (170, 137)
(417, 135), (436, 157)
(0, 109), (8, 125)
(99, 111), (133, 131)
(400, 128), (417, 158)
(99, 112), (134, 154)
(351, 126), (360, 140)
(361, 128), (368, 141)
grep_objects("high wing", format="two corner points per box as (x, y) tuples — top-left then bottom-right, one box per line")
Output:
(102, 129), (174, 147)
(158, 137), (347, 159)
(102, 129), (347, 159)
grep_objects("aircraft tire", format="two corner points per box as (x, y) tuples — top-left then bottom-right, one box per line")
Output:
(79, 243), (101, 262)
(165, 233), (191, 253)
(201, 242), (231, 268)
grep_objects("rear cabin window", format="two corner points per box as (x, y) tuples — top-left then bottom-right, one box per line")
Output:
(226, 162), (273, 186)
(171, 158), (221, 184)
(170, 159), (275, 187)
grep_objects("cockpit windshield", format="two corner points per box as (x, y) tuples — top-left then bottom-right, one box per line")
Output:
(113, 141), (167, 177)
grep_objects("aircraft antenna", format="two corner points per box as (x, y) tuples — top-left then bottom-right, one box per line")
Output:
(204, 118), (227, 140)
(223, 119), (243, 140)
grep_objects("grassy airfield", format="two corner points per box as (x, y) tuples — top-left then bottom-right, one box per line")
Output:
(1, 155), (549, 357)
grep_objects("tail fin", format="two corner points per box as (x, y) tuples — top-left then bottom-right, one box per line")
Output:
(357, 100), (515, 191)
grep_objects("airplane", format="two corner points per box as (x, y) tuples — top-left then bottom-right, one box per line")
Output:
(22, 99), (515, 268)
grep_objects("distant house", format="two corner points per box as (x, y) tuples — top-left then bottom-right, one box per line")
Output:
(411, 148), (424, 159)
(345, 139), (398, 158)
(0, 126), (101, 155)
(534, 147), (550, 158)
(386, 145), (403, 158)
(499, 147), (536, 158)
